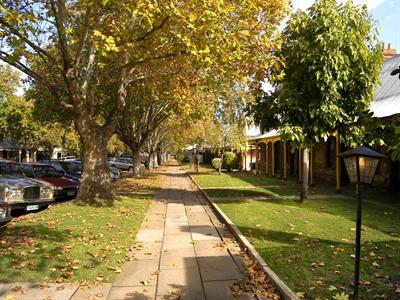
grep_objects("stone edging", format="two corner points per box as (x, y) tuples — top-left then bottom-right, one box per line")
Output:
(188, 174), (300, 300)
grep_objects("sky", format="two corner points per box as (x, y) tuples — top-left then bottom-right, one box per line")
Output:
(291, 0), (400, 50)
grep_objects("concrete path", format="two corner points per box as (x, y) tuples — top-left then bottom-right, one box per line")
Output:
(1, 162), (251, 300)
(109, 162), (251, 300)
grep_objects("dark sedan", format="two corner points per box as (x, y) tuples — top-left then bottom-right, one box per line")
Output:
(20, 163), (79, 200)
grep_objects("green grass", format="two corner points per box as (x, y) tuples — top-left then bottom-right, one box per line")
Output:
(189, 165), (288, 188)
(0, 174), (159, 283)
(191, 166), (400, 299)
(219, 199), (400, 300)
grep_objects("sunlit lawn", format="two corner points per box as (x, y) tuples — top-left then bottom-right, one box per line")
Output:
(0, 173), (160, 283)
(191, 165), (400, 299)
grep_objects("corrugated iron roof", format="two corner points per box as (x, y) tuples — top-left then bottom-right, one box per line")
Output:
(247, 129), (280, 141)
(0, 139), (20, 150)
(370, 55), (400, 117)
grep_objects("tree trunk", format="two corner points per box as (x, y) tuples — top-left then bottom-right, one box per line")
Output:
(153, 152), (159, 168)
(300, 148), (310, 203)
(148, 152), (154, 170)
(131, 148), (142, 177)
(218, 152), (224, 175)
(78, 122), (114, 202)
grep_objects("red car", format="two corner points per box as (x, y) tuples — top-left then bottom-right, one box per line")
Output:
(20, 163), (79, 200)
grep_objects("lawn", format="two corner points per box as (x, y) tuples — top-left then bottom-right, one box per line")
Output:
(186, 164), (286, 187)
(190, 166), (400, 299)
(0, 173), (160, 283)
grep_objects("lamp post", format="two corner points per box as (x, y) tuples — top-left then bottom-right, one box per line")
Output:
(338, 146), (384, 300)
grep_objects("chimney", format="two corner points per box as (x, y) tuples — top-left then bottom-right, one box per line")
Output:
(382, 42), (397, 61)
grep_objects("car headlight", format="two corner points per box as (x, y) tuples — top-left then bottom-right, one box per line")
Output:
(4, 187), (24, 202)
(40, 186), (54, 199)
(54, 186), (64, 190)
(0, 207), (6, 219)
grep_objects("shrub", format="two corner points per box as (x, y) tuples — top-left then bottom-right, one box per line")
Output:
(223, 151), (238, 171)
(212, 157), (222, 170)
(176, 150), (185, 163)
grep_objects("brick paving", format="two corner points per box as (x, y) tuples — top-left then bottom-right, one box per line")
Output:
(0, 162), (252, 300)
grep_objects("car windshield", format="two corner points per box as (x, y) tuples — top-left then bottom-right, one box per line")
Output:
(33, 165), (64, 178)
(0, 162), (26, 176)
(61, 162), (81, 172)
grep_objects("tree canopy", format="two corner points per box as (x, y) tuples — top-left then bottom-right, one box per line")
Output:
(252, 0), (382, 148)
(0, 0), (289, 202)
(250, 0), (383, 200)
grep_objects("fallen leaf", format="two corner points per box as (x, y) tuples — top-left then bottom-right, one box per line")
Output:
(372, 261), (380, 268)
(295, 291), (305, 298)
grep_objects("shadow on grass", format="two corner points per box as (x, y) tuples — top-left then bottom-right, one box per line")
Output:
(0, 224), (102, 283)
(235, 226), (400, 299)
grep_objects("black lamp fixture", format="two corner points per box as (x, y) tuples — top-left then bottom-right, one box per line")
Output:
(339, 146), (384, 300)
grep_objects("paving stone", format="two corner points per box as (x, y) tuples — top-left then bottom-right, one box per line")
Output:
(160, 248), (197, 270)
(0, 284), (11, 296)
(203, 280), (253, 300)
(71, 283), (112, 300)
(187, 211), (210, 219)
(114, 259), (159, 287)
(128, 242), (162, 260)
(157, 269), (205, 300)
(140, 220), (165, 230)
(194, 240), (228, 257)
(185, 205), (205, 213)
(107, 286), (156, 300)
(165, 216), (188, 224)
(162, 233), (193, 250)
(190, 225), (220, 241)
(164, 223), (190, 235)
(0, 283), (78, 300)
(187, 216), (214, 227)
(135, 229), (164, 243)
(145, 212), (166, 220)
(198, 256), (242, 282)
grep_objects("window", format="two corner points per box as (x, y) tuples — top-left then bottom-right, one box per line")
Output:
(33, 165), (64, 178)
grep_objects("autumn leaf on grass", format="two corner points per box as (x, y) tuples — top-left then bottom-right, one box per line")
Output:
(359, 280), (371, 286)
(332, 292), (349, 300)
(372, 261), (380, 268)
(4, 295), (18, 300)
(295, 291), (305, 298)
(107, 266), (122, 273)
(328, 285), (337, 291)
(88, 251), (98, 258)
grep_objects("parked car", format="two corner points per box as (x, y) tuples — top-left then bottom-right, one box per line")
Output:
(62, 161), (120, 181)
(19, 163), (79, 200)
(109, 166), (121, 180)
(0, 160), (54, 213)
(39, 160), (81, 181)
(109, 157), (133, 171)
(0, 203), (12, 226)
(59, 156), (76, 161)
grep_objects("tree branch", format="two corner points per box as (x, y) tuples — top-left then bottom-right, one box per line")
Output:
(74, 5), (92, 68)
(0, 17), (57, 66)
(50, 0), (72, 71)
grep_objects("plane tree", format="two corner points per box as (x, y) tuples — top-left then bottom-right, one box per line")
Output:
(0, 0), (288, 202)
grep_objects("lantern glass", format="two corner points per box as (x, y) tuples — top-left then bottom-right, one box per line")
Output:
(344, 156), (379, 184)
(358, 156), (379, 184)
(344, 156), (358, 183)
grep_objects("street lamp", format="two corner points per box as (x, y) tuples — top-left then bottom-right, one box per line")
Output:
(339, 146), (384, 300)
